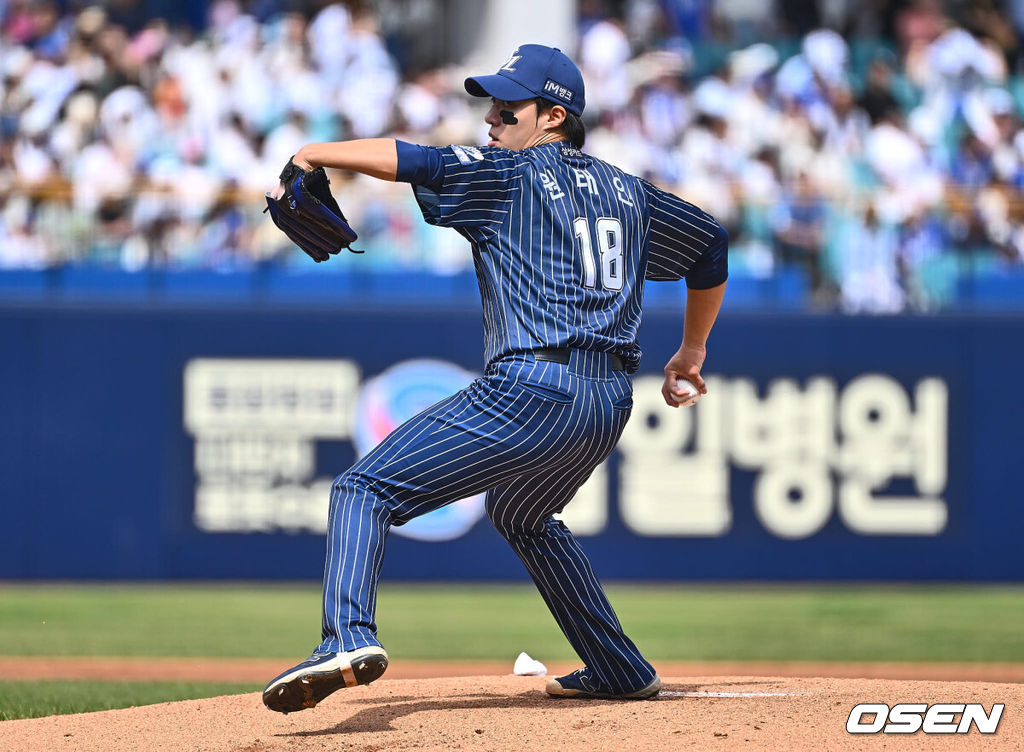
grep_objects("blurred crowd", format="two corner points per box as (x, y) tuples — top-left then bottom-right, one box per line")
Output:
(3, 0), (1024, 311)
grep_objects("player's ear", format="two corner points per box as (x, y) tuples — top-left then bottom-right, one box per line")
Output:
(542, 104), (567, 131)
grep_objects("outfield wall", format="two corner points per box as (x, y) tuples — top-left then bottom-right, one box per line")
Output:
(1, 299), (1020, 581)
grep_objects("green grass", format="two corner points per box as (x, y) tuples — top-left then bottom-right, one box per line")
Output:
(1, 583), (1022, 721)
(0, 681), (259, 721)
(1, 583), (1022, 663)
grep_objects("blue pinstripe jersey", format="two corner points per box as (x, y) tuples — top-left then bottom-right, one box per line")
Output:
(413, 142), (727, 371)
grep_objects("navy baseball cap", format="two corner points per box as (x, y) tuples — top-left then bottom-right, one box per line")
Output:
(465, 44), (586, 116)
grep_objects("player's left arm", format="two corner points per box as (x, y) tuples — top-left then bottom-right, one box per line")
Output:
(293, 139), (399, 181)
(291, 139), (515, 230)
(397, 142), (519, 228)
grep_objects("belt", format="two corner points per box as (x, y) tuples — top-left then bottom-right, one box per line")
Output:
(533, 348), (625, 371)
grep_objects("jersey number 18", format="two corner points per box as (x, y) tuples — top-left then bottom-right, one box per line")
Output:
(574, 217), (624, 291)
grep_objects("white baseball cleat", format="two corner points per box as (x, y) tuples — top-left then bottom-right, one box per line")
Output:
(262, 646), (389, 713)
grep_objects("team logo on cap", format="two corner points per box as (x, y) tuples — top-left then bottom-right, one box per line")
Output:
(543, 79), (574, 103)
(500, 51), (522, 72)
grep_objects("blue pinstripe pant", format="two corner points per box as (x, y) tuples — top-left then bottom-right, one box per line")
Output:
(318, 351), (657, 694)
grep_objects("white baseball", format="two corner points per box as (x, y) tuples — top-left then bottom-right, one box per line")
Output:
(674, 378), (700, 407)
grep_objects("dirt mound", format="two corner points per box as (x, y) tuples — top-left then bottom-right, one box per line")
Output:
(3, 675), (1021, 752)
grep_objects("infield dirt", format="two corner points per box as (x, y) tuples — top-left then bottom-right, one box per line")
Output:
(2, 673), (1022, 752)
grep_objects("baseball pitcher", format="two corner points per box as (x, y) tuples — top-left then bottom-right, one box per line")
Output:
(263, 43), (728, 712)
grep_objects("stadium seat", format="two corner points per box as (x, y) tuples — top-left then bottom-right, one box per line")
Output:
(156, 270), (255, 301)
(956, 269), (1024, 310)
(0, 270), (51, 297)
(59, 267), (152, 300)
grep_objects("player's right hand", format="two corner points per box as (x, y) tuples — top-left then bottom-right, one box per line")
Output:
(661, 343), (707, 407)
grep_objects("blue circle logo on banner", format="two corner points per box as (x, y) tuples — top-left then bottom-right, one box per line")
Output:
(353, 359), (485, 541)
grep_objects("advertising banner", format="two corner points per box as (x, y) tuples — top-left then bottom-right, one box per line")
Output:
(1, 303), (1018, 580)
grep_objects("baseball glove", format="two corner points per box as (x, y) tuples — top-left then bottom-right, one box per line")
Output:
(265, 159), (361, 262)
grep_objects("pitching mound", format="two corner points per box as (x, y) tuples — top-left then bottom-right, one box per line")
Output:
(3, 675), (1022, 751)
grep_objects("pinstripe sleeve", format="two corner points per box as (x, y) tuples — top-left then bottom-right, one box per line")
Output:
(640, 179), (729, 287)
(411, 145), (522, 228)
